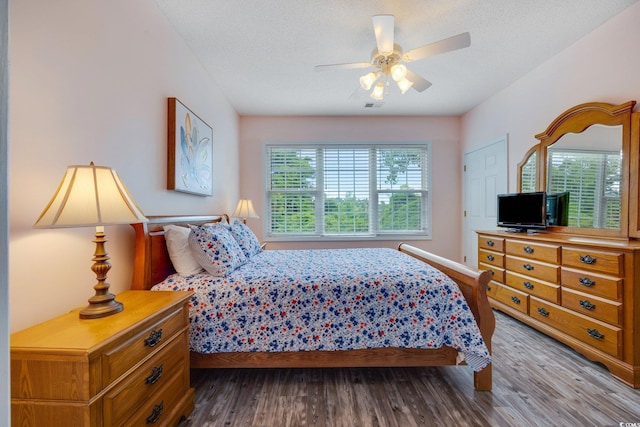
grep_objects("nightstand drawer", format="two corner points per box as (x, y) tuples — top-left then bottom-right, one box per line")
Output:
(103, 332), (188, 427)
(124, 369), (194, 427)
(103, 305), (187, 384)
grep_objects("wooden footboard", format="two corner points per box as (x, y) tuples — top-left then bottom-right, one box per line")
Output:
(398, 243), (495, 390)
(130, 215), (494, 391)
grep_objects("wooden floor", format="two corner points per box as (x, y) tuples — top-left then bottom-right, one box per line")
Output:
(178, 311), (640, 426)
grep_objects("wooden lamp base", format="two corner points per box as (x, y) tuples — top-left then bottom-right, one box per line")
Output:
(79, 227), (124, 319)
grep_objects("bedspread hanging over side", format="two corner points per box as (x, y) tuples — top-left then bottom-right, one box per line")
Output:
(152, 248), (491, 371)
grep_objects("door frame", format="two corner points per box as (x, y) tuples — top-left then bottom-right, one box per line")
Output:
(462, 135), (508, 267)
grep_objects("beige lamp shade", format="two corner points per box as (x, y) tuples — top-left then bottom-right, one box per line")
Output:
(232, 199), (259, 220)
(34, 163), (148, 228)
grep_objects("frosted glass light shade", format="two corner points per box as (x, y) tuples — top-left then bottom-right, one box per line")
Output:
(390, 64), (407, 82)
(34, 163), (147, 228)
(397, 77), (414, 94)
(359, 72), (378, 91)
(370, 82), (385, 100)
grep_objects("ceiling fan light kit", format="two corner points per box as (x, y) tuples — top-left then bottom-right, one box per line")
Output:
(315, 14), (471, 102)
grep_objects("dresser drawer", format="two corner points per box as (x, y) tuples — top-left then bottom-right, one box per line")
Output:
(529, 297), (622, 358)
(505, 271), (560, 304)
(478, 249), (504, 268)
(479, 262), (505, 284)
(505, 256), (560, 283)
(104, 332), (188, 427)
(561, 288), (622, 327)
(505, 240), (560, 263)
(561, 268), (622, 301)
(491, 282), (529, 314)
(486, 280), (500, 299)
(562, 247), (623, 276)
(124, 368), (191, 427)
(103, 305), (188, 385)
(478, 235), (504, 252)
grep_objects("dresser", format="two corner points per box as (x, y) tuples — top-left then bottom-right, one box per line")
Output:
(477, 230), (640, 388)
(11, 290), (194, 426)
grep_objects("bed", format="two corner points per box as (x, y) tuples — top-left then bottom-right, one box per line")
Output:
(130, 215), (495, 391)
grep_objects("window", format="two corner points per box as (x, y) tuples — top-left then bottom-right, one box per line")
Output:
(265, 143), (431, 240)
(547, 148), (621, 229)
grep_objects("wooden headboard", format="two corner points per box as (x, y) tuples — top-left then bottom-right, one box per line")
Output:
(130, 214), (228, 290)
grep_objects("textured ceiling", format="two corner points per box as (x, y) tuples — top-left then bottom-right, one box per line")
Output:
(153, 0), (638, 116)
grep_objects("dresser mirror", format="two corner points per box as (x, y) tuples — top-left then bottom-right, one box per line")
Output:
(517, 101), (636, 238)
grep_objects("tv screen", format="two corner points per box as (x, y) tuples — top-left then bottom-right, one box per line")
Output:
(497, 192), (547, 231)
(546, 192), (570, 226)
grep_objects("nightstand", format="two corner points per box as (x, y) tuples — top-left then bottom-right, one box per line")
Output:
(11, 290), (194, 426)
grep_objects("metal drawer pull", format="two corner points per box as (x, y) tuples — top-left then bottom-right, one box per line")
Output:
(511, 296), (521, 304)
(145, 364), (164, 385)
(146, 401), (164, 424)
(144, 329), (163, 348)
(523, 264), (534, 271)
(578, 277), (595, 287)
(523, 281), (534, 290)
(487, 254), (494, 261)
(580, 255), (596, 264)
(487, 240), (494, 247)
(587, 328), (604, 340)
(487, 285), (491, 291)
(537, 307), (549, 317)
(488, 269), (494, 276)
(524, 246), (534, 254)
(579, 300), (596, 310)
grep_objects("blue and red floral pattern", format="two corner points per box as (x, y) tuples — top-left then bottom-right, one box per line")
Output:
(229, 219), (262, 258)
(153, 248), (491, 371)
(188, 224), (247, 277)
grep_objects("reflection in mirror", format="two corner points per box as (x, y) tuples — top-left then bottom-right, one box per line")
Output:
(546, 125), (622, 230)
(520, 151), (537, 193)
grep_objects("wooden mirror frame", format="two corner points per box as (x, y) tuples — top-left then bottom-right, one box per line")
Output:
(516, 145), (540, 193)
(520, 101), (636, 238)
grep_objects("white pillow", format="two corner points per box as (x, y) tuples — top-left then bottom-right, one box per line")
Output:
(163, 225), (204, 276)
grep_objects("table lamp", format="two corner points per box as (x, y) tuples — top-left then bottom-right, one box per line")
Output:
(232, 199), (259, 224)
(34, 162), (148, 319)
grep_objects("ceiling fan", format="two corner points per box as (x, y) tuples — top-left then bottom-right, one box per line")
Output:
(315, 15), (471, 100)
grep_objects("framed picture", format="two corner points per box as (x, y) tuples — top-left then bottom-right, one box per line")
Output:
(167, 97), (213, 196)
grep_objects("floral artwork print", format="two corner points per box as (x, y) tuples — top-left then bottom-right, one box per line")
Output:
(152, 247), (491, 372)
(168, 98), (213, 196)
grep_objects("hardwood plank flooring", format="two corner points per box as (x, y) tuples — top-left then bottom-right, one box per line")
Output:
(178, 311), (640, 426)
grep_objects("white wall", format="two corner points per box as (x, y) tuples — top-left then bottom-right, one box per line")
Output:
(239, 115), (463, 260)
(1, 0), (9, 423)
(461, 2), (640, 190)
(9, 0), (240, 332)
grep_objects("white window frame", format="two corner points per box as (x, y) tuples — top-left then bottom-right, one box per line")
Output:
(263, 142), (432, 242)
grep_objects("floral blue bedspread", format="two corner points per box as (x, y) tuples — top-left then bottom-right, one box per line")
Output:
(152, 248), (491, 371)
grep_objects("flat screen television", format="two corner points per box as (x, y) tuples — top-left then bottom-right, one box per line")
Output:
(497, 192), (547, 232)
(546, 191), (570, 226)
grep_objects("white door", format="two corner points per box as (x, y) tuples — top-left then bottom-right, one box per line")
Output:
(463, 136), (508, 267)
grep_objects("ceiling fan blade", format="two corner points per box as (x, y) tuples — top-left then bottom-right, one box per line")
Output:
(314, 62), (372, 71)
(403, 32), (471, 62)
(405, 69), (432, 92)
(372, 14), (394, 56)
